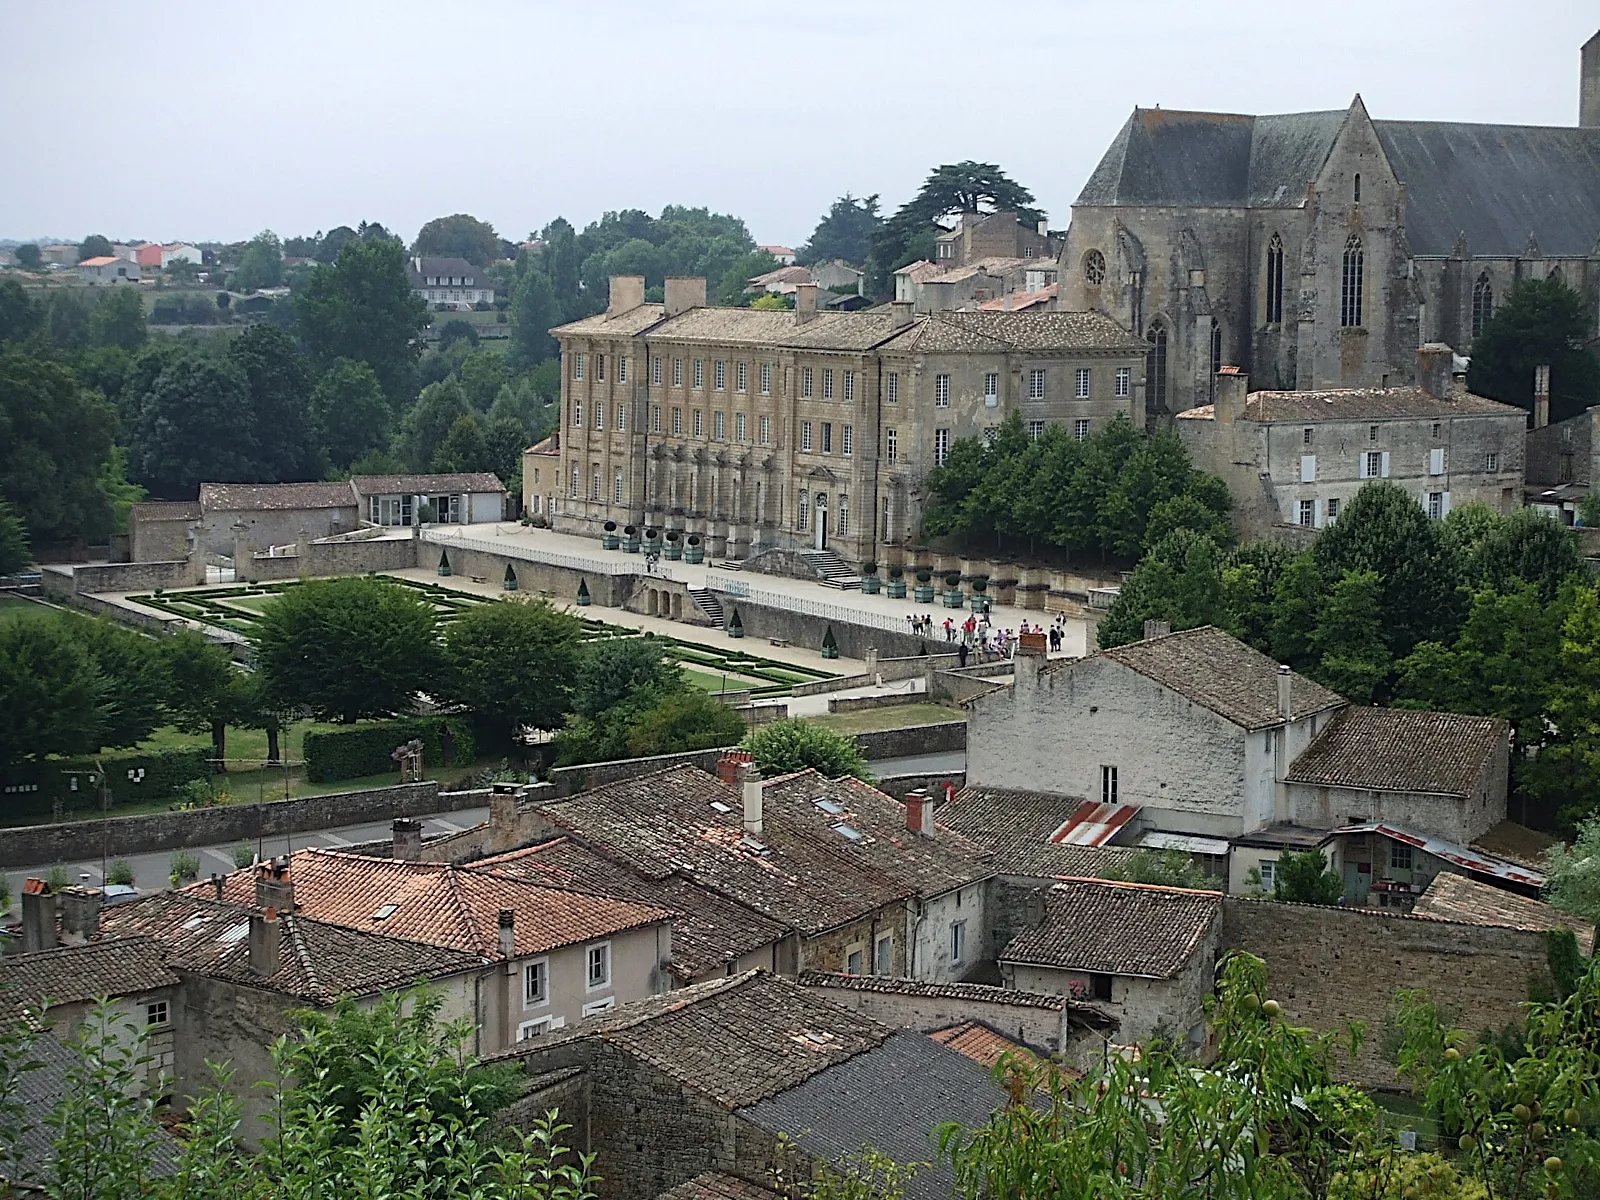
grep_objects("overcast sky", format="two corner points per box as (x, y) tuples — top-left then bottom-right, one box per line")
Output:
(3, 1), (1596, 247)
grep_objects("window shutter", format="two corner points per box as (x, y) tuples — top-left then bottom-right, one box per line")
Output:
(1380, 452), (1390, 478)
(1300, 454), (1316, 483)
(1442, 491), (1452, 515)
(1429, 447), (1445, 476)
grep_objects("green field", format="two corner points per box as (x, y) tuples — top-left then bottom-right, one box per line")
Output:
(0, 595), (63, 623)
(813, 702), (963, 736)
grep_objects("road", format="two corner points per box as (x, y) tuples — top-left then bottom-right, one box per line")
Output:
(3, 751), (966, 897)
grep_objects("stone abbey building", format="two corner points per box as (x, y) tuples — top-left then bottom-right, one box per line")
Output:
(547, 276), (1146, 560)
(1062, 29), (1600, 420)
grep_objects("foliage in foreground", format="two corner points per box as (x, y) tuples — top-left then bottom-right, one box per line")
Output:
(741, 718), (870, 781)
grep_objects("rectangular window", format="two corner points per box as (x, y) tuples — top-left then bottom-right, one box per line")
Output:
(886, 372), (899, 403)
(581, 997), (615, 1017)
(517, 1017), (554, 1041)
(983, 427), (998, 447)
(693, 359), (704, 389)
(798, 491), (809, 531)
(1029, 369), (1047, 400)
(842, 424), (853, 456)
(759, 362), (771, 395)
(616, 402), (626, 431)
(571, 400), (582, 427)
(1115, 367), (1131, 397)
(714, 411), (725, 440)
(984, 372), (999, 406)
(1090, 973), (1113, 1002)
(591, 466), (600, 500)
(1362, 450), (1382, 479)
(146, 1001), (169, 1027)
(935, 374), (950, 407)
(802, 366), (813, 398)
(573, 352), (584, 380)
(886, 428), (898, 462)
(652, 356), (662, 385)
(801, 421), (813, 451)
(1100, 764), (1118, 806)
(594, 403), (603, 431)
(843, 370), (855, 402)
(1486, 451), (1499, 472)
(821, 422), (832, 454)
(586, 942), (611, 990)
(736, 361), (746, 392)
(874, 933), (893, 975)
(1429, 447), (1445, 476)
(673, 358), (683, 387)
(950, 920), (966, 965)
(1432, 422), (1442, 438)
(524, 960), (548, 1005)
(672, 407), (683, 436)
(736, 412), (747, 441)
(614, 469), (624, 504)
(1028, 420), (1045, 440)
(1300, 454), (1316, 483)
(1074, 368), (1090, 398)
(1258, 860), (1276, 890)
(1368, 424), (1379, 442)
(1427, 491), (1444, 520)
(882, 494), (890, 540)
(935, 427), (950, 466)
(652, 405), (661, 433)
(618, 356), (628, 383)
(1303, 427), (1313, 446)
(823, 368), (834, 399)
(758, 414), (771, 445)
(714, 360), (725, 390)
(692, 409), (703, 438)
(569, 464), (579, 497)
(1298, 499), (1315, 526)
(846, 948), (863, 975)
(596, 353), (605, 382)
(1391, 842), (1414, 871)
(1073, 419), (1091, 442)
(1326, 497), (1341, 523)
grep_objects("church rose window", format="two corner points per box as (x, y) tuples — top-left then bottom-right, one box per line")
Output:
(1083, 250), (1106, 286)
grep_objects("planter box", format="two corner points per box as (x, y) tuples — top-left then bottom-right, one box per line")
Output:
(685, 546), (705, 564)
(728, 626), (745, 638)
(943, 591), (965, 608)
(914, 585), (935, 603)
(602, 535), (620, 550)
(887, 579), (907, 599)
(860, 577), (881, 594)
(665, 544), (683, 560)
(970, 595), (992, 613)
(622, 537), (641, 553)
(575, 593), (591, 606)
(821, 646), (839, 660)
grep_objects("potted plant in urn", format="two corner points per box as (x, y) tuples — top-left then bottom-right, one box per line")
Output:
(913, 567), (935, 604)
(664, 530), (683, 560)
(886, 564), (907, 599)
(970, 575), (991, 613)
(859, 560), (880, 595)
(685, 534), (705, 564)
(602, 519), (620, 550)
(943, 572), (964, 608)
(821, 624), (839, 659)
(727, 606), (744, 638)
(622, 524), (641, 553)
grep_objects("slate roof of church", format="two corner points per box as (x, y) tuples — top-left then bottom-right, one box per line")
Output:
(999, 879), (1221, 979)
(1285, 706), (1508, 797)
(0, 937), (179, 1014)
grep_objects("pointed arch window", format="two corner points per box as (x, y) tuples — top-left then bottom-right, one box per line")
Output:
(1471, 274), (1494, 339)
(1146, 321), (1168, 415)
(1083, 250), (1106, 286)
(1340, 236), (1364, 328)
(1549, 265), (1565, 286)
(1208, 320), (1223, 401)
(1353, 173), (1362, 203)
(1265, 234), (1284, 325)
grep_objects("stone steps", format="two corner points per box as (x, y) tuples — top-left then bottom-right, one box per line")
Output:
(688, 587), (725, 626)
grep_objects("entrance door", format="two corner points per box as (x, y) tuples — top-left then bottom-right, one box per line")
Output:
(814, 493), (828, 550)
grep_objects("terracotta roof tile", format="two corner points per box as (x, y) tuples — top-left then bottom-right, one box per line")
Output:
(929, 1019), (1079, 1079)
(0, 937), (178, 1013)
(798, 970), (1118, 1029)
(1286, 707), (1507, 796)
(1412, 871), (1594, 956)
(999, 878), (1220, 978)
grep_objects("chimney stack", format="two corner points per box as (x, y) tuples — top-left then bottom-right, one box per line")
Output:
(890, 300), (914, 329)
(1416, 343), (1455, 401)
(1582, 30), (1600, 128)
(1142, 619), (1171, 641)
(20, 880), (55, 953)
(489, 785), (519, 849)
(795, 283), (818, 324)
(904, 788), (929, 836)
(1534, 363), (1551, 429)
(716, 749), (754, 787)
(663, 276), (706, 318)
(743, 774), (764, 837)
(608, 274), (645, 316)
(249, 908), (281, 976)
(1037, 219), (1049, 237)
(210, 873), (224, 900)
(254, 859), (295, 913)
(58, 886), (103, 942)
(497, 909), (515, 959)
(1213, 366), (1247, 425)
(392, 817), (423, 860)
(1277, 664), (1293, 724)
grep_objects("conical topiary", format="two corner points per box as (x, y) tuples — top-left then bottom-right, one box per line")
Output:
(437, 549), (452, 577)
(503, 563), (518, 591)
(821, 624), (839, 659)
(576, 577), (591, 606)
(728, 607), (744, 638)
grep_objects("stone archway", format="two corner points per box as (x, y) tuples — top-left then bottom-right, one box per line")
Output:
(672, 593), (683, 620)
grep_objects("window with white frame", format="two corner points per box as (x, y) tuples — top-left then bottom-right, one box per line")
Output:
(673, 358), (683, 387)
(842, 425), (853, 456)
(1115, 367), (1130, 397)
(801, 421), (813, 451)
(886, 427), (898, 462)
(714, 411), (725, 440)
(823, 369), (834, 399)
(596, 354), (605, 382)
(714, 360), (725, 390)
(1075, 368), (1091, 398)
(874, 933), (893, 975)
(759, 414), (771, 445)
(1028, 420), (1045, 440)
(1427, 491), (1445, 520)
(1029, 369), (1046, 400)
(1258, 860), (1276, 890)
(591, 466), (600, 500)
(886, 372), (899, 403)
(881, 494), (890, 540)
(586, 942), (611, 990)
(146, 1001), (169, 1027)
(652, 405), (661, 433)
(935, 428), (949, 466)
(1298, 499), (1314, 526)
(517, 1017), (555, 1040)
(846, 947), (864, 974)
(821, 422), (832, 454)
(569, 465), (579, 497)
(1429, 447), (1445, 476)
(950, 920), (966, 965)
(582, 997), (616, 1016)
(693, 359), (704, 389)
(844, 370), (855, 402)
(759, 362), (771, 395)
(571, 400), (582, 427)
(693, 409), (703, 438)
(652, 357), (662, 385)
(594, 403), (604, 431)
(1361, 450), (1386, 479)
(672, 407), (682, 435)
(984, 372), (999, 405)
(798, 491), (809, 531)
(614, 469), (624, 504)
(619, 356), (628, 383)
(1073, 419), (1091, 442)
(736, 361), (746, 392)
(1101, 764), (1118, 805)
(1326, 497), (1341, 522)
(1486, 451), (1499, 472)
(573, 352), (584, 380)
(524, 959), (548, 1005)
(801, 366), (813, 398)
(935, 374), (950, 407)
(736, 412), (747, 441)
(838, 493), (849, 536)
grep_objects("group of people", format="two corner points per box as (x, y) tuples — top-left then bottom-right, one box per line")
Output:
(905, 610), (1073, 666)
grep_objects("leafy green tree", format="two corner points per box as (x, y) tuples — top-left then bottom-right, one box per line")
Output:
(413, 213), (500, 267)
(0, 277), (40, 345)
(717, 249), (780, 305)
(1101, 849), (1217, 890)
(1268, 552), (1324, 668)
(314, 224), (359, 262)
(73, 616), (167, 749)
(741, 718), (869, 780)
(1097, 529), (1228, 649)
(252, 576), (440, 723)
(13, 243), (41, 270)
(489, 376), (556, 445)
(1524, 586), (1600, 830)
(399, 378), (470, 470)
(1469, 505), (1582, 603)
(1543, 814), (1600, 924)
(231, 229), (284, 292)
(437, 317), (478, 351)
(295, 235), (428, 409)
(309, 358), (390, 471)
(624, 689), (746, 758)
(0, 349), (116, 543)
(163, 629), (247, 769)
(573, 636), (680, 719)
(1221, 541), (1293, 652)
(750, 291), (788, 310)
(1310, 570), (1392, 703)
(458, 347), (509, 410)
(508, 264), (560, 368)
(799, 193), (883, 267)
(76, 234), (113, 261)
(228, 324), (320, 481)
(0, 618), (107, 770)
(1274, 848), (1344, 905)
(0, 498), (29, 574)
(124, 351), (259, 498)
(1467, 276), (1600, 424)
(437, 598), (585, 747)
(86, 286), (147, 353)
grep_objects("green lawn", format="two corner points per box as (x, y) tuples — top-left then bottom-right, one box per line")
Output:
(812, 702), (964, 736)
(0, 595), (67, 623)
(681, 666), (765, 694)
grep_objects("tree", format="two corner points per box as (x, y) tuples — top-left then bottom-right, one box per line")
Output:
(308, 358), (390, 471)
(77, 234), (113, 262)
(1221, 541), (1293, 652)
(1274, 848), (1344, 905)
(508, 264), (560, 368)
(295, 235), (429, 409)
(1526, 586), (1600, 830)
(1097, 529), (1228, 649)
(716, 249), (780, 305)
(1543, 814), (1600, 924)
(0, 618), (107, 770)
(624, 689), (746, 758)
(73, 616), (167, 749)
(124, 351), (259, 498)
(458, 348), (509, 411)
(1101, 850), (1217, 890)
(437, 317), (478, 351)
(399, 378), (470, 470)
(0, 349), (116, 543)
(85, 286), (147, 353)
(14, 244), (41, 270)
(315, 224), (359, 262)
(437, 598), (585, 747)
(1310, 570), (1392, 703)
(872, 162), (1041, 290)
(799, 193), (883, 267)
(0, 498), (29, 574)
(1468, 276), (1600, 424)
(573, 636), (681, 719)
(1469, 506), (1582, 603)
(228, 324), (320, 481)
(741, 718), (869, 780)
(252, 576), (440, 723)
(231, 229), (284, 293)
(162, 629), (246, 769)
(0, 277), (40, 345)
(413, 213), (500, 267)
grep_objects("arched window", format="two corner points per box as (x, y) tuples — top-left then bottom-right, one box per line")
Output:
(1208, 320), (1223, 401)
(1083, 250), (1106, 286)
(1146, 321), (1168, 415)
(1340, 236), (1364, 328)
(1265, 234), (1284, 324)
(1549, 265), (1565, 286)
(1471, 274), (1494, 339)
(1353, 173), (1361, 203)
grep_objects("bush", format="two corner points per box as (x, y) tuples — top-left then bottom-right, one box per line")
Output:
(106, 860), (135, 886)
(302, 716), (477, 783)
(861, 561), (877, 574)
(169, 850), (200, 884)
(888, 565), (903, 579)
(44, 866), (69, 892)
(741, 718), (869, 780)
(232, 842), (256, 868)
(0, 746), (211, 818)
(944, 572), (962, 588)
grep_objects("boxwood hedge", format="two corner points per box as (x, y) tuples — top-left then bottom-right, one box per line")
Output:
(0, 746), (213, 819)
(303, 716), (476, 783)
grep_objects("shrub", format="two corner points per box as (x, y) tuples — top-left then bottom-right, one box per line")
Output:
(232, 842), (256, 868)
(688, 535), (701, 546)
(971, 576), (989, 593)
(106, 860), (135, 886)
(741, 718), (869, 780)
(175, 778), (213, 808)
(0, 746), (211, 818)
(302, 716), (477, 783)
(860, 561), (877, 574)
(888, 565), (903, 579)
(944, 572), (962, 588)
(916, 569), (932, 583)
(604, 520), (617, 532)
(44, 865), (70, 892)
(169, 850), (200, 884)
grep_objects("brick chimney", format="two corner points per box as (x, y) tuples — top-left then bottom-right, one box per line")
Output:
(1582, 29), (1600, 127)
(904, 788), (929, 836)
(254, 859), (295, 913)
(1213, 367), (1247, 425)
(743, 773), (764, 837)
(716, 749), (754, 787)
(497, 909), (515, 959)
(795, 283), (818, 324)
(21, 879), (55, 953)
(1534, 363), (1551, 429)
(1417, 344), (1454, 400)
(392, 817), (423, 860)
(608, 274), (645, 316)
(663, 276), (706, 318)
(249, 908), (281, 976)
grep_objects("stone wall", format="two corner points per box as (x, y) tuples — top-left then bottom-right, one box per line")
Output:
(417, 539), (631, 607)
(1527, 411), (1595, 487)
(872, 771), (966, 800)
(799, 974), (1078, 1054)
(47, 559), (197, 596)
(827, 693), (926, 714)
(727, 598), (939, 660)
(1221, 896), (1556, 1087)
(930, 670), (1009, 705)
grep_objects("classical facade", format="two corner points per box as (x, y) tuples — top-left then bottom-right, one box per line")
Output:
(407, 255), (494, 309)
(550, 275), (1147, 559)
(1063, 30), (1600, 421)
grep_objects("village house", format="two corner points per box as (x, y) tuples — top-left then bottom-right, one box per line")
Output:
(997, 878), (1222, 1046)
(77, 255), (140, 283)
(1176, 351), (1527, 541)
(521, 433), (561, 519)
(134, 242), (201, 270)
(408, 254), (494, 309)
(756, 244), (797, 265)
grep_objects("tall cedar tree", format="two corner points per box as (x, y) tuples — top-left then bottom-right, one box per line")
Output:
(1467, 276), (1600, 424)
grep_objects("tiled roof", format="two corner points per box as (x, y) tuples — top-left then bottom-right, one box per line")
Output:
(930, 1020), (1056, 1073)
(798, 971), (1119, 1030)
(1055, 625), (1344, 731)
(747, 265), (813, 289)
(1286, 707), (1507, 796)
(1176, 385), (1520, 423)
(934, 786), (1135, 879)
(493, 970), (891, 1107)
(195, 849), (675, 959)
(102, 892), (486, 1003)
(551, 303), (668, 337)
(475, 837), (790, 981)
(977, 284), (1057, 312)
(350, 472), (506, 496)
(644, 306), (905, 353)
(198, 481), (357, 512)
(1469, 820), (1561, 872)
(0, 937), (178, 1013)
(880, 309), (1147, 355)
(740, 1030), (1010, 1200)
(1412, 872), (1594, 956)
(893, 260), (942, 282)
(525, 435), (559, 455)
(531, 765), (993, 936)
(130, 500), (201, 519)
(408, 256), (481, 280)
(79, 256), (121, 267)
(999, 878), (1220, 979)
(656, 1174), (783, 1200)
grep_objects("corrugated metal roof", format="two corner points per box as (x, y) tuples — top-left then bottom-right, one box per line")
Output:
(1320, 822), (1547, 889)
(1049, 800), (1141, 847)
(1140, 830), (1232, 857)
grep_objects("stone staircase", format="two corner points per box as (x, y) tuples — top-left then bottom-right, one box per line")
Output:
(688, 587), (725, 626)
(801, 549), (860, 590)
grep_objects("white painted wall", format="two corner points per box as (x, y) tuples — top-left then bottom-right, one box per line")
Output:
(913, 881), (989, 983)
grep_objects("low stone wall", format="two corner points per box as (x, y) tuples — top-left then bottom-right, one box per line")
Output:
(853, 719), (966, 758)
(728, 599), (939, 661)
(930, 671), (1009, 705)
(0, 782), (457, 869)
(1221, 896), (1557, 1087)
(60, 560), (197, 595)
(872, 771), (966, 799)
(827, 693), (927, 714)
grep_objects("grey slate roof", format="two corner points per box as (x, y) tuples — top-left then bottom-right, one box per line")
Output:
(1056, 625), (1345, 731)
(933, 786), (1135, 879)
(1285, 706), (1507, 797)
(999, 878), (1220, 979)
(0, 937), (179, 1014)
(739, 1030), (1012, 1200)
(408, 256), (483, 284)
(1176, 384), (1523, 423)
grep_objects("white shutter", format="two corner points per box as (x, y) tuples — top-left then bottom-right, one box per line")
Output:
(1442, 491), (1452, 515)
(1300, 454), (1316, 483)
(1380, 452), (1390, 478)
(1429, 448), (1445, 476)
